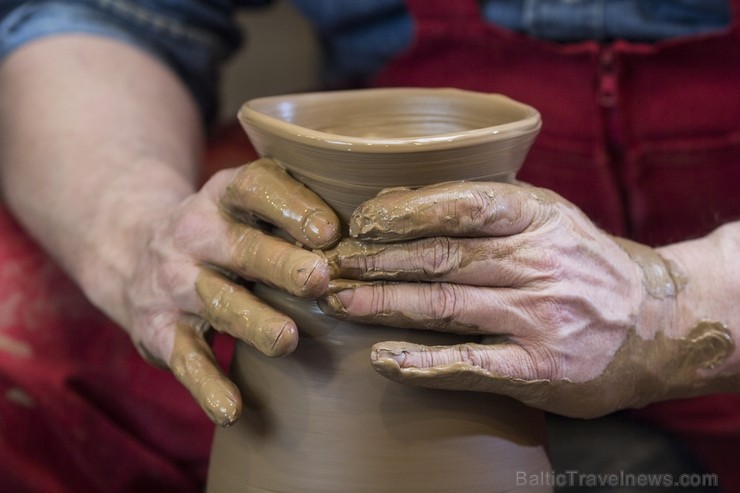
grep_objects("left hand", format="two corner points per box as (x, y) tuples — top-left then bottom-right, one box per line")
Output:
(319, 181), (711, 418)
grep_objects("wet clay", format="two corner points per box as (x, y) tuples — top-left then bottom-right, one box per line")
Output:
(207, 285), (552, 493)
(207, 88), (550, 492)
(195, 268), (297, 357)
(238, 88), (541, 224)
(613, 237), (688, 298)
(347, 182), (551, 242)
(221, 158), (340, 249)
(372, 320), (736, 419)
(169, 318), (241, 427)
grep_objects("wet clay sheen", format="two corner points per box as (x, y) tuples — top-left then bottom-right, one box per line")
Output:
(349, 183), (486, 242)
(224, 218), (329, 299)
(169, 319), (241, 427)
(238, 89), (541, 224)
(195, 268), (297, 357)
(221, 158), (340, 249)
(208, 88), (550, 492)
(613, 237), (688, 298)
(207, 285), (552, 493)
(372, 320), (735, 419)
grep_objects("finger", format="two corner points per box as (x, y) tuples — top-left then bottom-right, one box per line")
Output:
(216, 220), (331, 298)
(177, 192), (330, 299)
(349, 181), (554, 242)
(195, 268), (299, 357)
(370, 341), (561, 413)
(369, 341), (622, 419)
(371, 340), (541, 381)
(222, 158), (341, 249)
(320, 280), (541, 338)
(169, 319), (242, 427)
(325, 236), (542, 287)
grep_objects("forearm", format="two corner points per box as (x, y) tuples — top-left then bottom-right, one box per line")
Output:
(657, 221), (740, 386)
(0, 32), (344, 426)
(0, 34), (204, 326)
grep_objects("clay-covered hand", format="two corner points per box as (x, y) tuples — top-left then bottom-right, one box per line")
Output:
(126, 158), (340, 426)
(321, 182), (734, 418)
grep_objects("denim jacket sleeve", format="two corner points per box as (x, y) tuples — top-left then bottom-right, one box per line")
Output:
(0, 1), (266, 123)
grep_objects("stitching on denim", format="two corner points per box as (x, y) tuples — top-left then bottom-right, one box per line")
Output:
(95, 0), (219, 46)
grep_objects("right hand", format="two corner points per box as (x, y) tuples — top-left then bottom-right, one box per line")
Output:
(125, 158), (340, 426)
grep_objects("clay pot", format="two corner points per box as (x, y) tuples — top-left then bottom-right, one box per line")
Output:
(206, 88), (552, 492)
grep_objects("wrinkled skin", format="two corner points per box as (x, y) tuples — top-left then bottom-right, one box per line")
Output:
(321, 181), (736, 418)
(0, 36), (346, 427)
(127, 159), (340, 425)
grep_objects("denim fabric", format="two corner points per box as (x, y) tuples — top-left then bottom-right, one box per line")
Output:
(0, 0), (261, 123)
(1, 0), (731, 118)
(293, 0), (731, 86)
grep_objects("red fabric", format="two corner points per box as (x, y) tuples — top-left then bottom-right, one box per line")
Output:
(0, 207), (214, 493)
(0, 134), (246, 492)
(374, 0), (740, 490)
(2, 2), (740, 490)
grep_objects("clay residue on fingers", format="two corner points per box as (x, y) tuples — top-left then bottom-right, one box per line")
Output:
(226, 222), (330, 299)
(349, 183), (473, 242)
(371, 321), (736, 418)
(613, 237), (688, 298)
(221, 158), (340, 249)
(322, 239), (407, 280)
(195, 269), (298, 357)
(170, 321), (242, 427)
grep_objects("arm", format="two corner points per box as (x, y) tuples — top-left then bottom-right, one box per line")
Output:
(322, 182), (740, 417)
(0, 35), (340, 425)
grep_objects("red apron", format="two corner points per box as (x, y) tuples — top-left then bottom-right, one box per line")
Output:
(0, 213), (221, 493)
(375, 0), (740, 489)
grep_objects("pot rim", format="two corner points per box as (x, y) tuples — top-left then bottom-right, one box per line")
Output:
(238, 87), (541, 153)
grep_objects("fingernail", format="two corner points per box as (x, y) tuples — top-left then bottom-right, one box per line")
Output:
(371, 344), (407, 366)
(264, 320), (298, 358)
(304, 209), (340, 248)
(319, 291), (352, 317)
(325, 279), (361, 309)
(207, 388), (241, 427)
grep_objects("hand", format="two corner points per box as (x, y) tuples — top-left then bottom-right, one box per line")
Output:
(321, 182), (734, 418)
(126, 158), (340, 426)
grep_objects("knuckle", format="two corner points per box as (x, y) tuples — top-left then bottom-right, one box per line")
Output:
(530, 294), (573, 329)
(469, 188), (494, 222)
(428, 283), (463, 322)
(231, 227), (261, 266)
(458, 344), (491, 369)
(522, 344), (562, 380)
(226, 163), (259, 196)
(170, 198), (213, 251)
(417, 237), (462, 278)
(157, 261), (191, 296)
